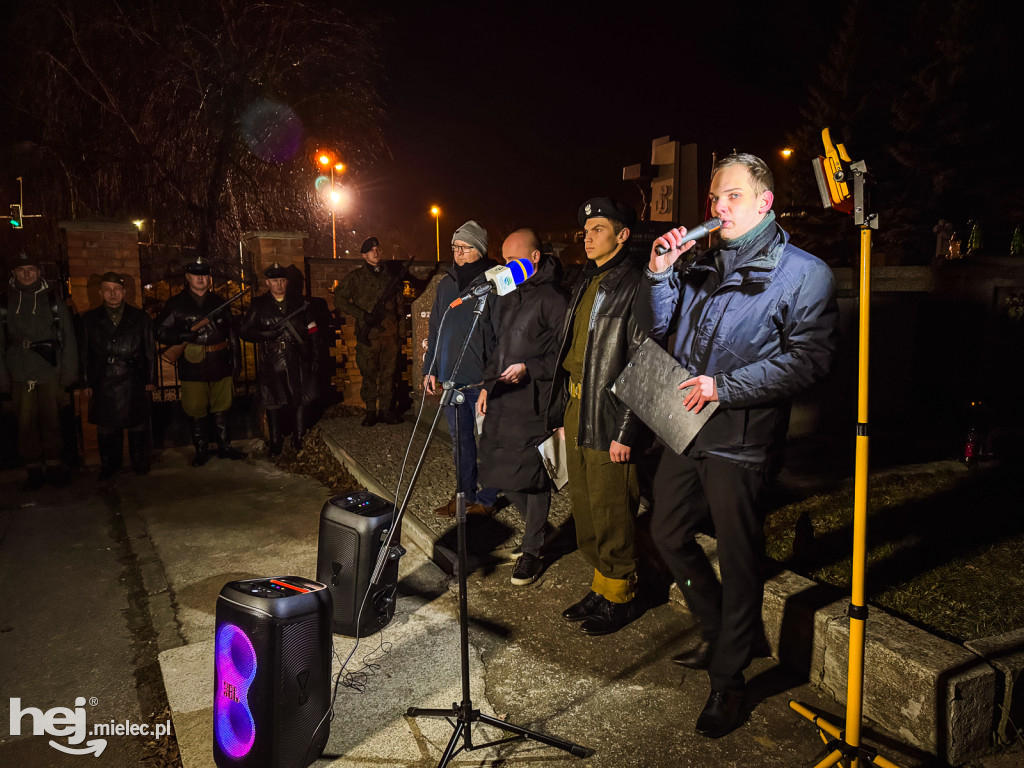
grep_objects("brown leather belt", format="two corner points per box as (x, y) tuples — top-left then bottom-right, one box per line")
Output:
(203, 341), (229, 353)
(568, 379), (582, 399)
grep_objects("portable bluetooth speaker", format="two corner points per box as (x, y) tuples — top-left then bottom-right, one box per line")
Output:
(213, 576), (332, 768)
(316, 490), (402, 638)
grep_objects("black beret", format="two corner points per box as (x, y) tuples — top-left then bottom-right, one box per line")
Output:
(184, 257), (211, 275)
(99, 271), (125, 286)
(263, 262), (288, 278)
(360, 237), (380, 254)
(578, 197), (636, 229)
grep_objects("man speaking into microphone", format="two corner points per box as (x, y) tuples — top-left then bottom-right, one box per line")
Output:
(423, 220), (502, 517)
(636, 153), (839, 738)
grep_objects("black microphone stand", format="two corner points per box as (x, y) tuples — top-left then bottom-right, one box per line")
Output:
(398, 294), (591, 767)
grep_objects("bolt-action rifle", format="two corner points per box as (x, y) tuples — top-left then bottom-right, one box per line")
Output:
(355, 261), (411, 346)
(161, 287), (251, 364)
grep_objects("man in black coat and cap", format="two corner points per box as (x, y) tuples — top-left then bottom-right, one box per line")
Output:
(240, 263), (320, 455)
(79, 271), (157, 479)
(154, 257), (246, 465)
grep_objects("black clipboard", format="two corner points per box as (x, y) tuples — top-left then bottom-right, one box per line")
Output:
(611, 337), (718, 455)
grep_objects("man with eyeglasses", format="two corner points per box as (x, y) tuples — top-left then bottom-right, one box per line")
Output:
(422, 220), (501, 518)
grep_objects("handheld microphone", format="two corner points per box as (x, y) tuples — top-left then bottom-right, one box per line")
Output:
(653, 218), (722, 255)
(449, 257), (535, 308)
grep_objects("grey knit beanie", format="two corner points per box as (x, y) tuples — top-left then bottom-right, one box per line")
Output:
(452, 220), (487, 257)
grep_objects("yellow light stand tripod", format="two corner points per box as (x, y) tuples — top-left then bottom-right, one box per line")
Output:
(790, 129), (900, 768)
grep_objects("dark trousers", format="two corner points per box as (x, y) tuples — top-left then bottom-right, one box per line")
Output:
(651, 449), (770, 691)
(12, 379), (64, 467)
(443, 385), (498, 507)
(504, 490), (551, 557)
(356, 332), (398, 412)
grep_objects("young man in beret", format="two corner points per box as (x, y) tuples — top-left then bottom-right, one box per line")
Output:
(546, 198), (647, 635)
(333, 236), (407, 426)
(79, 271), (157, 478)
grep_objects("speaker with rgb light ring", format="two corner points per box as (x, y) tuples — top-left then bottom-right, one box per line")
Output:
(213, 576), (331, 768)
(316, 490), (401, 638)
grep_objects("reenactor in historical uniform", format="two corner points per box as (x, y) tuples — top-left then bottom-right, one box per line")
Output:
(333, 236), (406, 426)
(154, 257), (246, 466)
(0, 251), (78, 490)
(79, 271), (157, 479)
(240, 263), (320, 455)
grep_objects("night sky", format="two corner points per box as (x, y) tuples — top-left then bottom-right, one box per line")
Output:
(358, 3), (844, 237)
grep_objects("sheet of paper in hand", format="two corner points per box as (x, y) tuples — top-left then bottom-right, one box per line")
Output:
(537, 431), (569, 490)
(611, 337), (718, 455)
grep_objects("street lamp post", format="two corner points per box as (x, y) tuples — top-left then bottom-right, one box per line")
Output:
(316, 150), (346, 258)
(430, 205), (441, 262)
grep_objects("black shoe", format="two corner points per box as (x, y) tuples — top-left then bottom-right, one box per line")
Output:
(212, 412), (247, 460)
(21, 467), (46, 492)
(580, 597), (638, 636)
(511, 553), (543, 586)
(561, 591), (603, 622)
(695, 688), (745, 738)
(46, 464), (72, 487)
(190, 417), (211, 466)
(672, 640), (714, 669)
(361, 410), (378, 427)
(378, 410), (402, 425)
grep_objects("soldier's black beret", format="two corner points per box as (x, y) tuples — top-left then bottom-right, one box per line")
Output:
(360, 237), (380, 254)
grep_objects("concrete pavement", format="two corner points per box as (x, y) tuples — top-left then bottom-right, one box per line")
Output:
(1, 417), (1003, 767)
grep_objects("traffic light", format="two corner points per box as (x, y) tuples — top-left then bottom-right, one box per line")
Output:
(9, 203), (22, 228)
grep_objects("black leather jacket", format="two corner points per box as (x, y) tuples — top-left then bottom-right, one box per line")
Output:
(154, 288), (236, 382)
(546, 254), (647, 451)
(240, 292), (318, 407)
(80, 303), (156, 427)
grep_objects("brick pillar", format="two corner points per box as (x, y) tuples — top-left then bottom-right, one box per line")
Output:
(240, 231), (308, 289)
(59, 220), (143, 467)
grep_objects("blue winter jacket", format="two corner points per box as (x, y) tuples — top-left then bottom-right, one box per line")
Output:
(635, 223), (838, 470)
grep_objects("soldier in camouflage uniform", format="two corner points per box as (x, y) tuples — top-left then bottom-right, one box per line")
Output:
(333, 237), (406, 426)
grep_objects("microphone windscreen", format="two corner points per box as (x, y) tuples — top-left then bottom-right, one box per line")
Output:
(505, 258), (535, 284)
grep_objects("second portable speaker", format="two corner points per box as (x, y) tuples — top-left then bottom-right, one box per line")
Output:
(316, 490), (402, 637)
